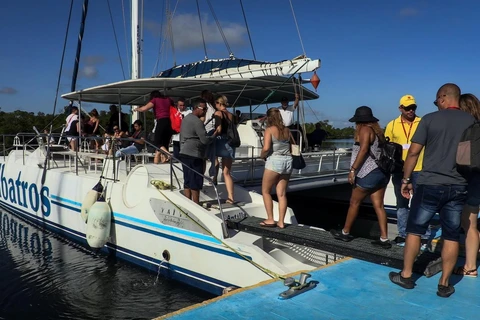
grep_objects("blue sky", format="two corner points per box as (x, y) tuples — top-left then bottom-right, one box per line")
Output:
(1, 0), (479, 128)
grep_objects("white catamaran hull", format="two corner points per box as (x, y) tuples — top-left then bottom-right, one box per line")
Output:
(0, 148), (329, 295)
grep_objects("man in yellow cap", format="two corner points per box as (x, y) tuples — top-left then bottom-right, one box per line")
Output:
(385, 95), (430, 249)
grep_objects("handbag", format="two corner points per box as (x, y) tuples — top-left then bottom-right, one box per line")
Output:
(290, 137), (306, 170)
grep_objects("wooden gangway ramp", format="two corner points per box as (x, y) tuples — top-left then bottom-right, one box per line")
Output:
(227, 217), (442, 276)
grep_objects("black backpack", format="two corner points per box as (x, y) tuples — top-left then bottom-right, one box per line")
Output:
(456, 121), (480, 174)
(370, 136), (404, 174)
(222, 112), (241, 148)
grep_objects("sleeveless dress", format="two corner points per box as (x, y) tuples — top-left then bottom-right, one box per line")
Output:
(265, 133), (293, 175)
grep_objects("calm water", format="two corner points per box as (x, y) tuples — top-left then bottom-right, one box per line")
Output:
(0, 210), (213, 320)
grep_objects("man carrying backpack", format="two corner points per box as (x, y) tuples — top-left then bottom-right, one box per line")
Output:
(389, 83), (475, 298)
(385, 95), (430, 249)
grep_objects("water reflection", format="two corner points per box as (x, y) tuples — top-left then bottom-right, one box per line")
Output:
(0, 210), (213, 320)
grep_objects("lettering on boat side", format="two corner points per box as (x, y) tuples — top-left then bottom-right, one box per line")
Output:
(0, 164), (51, 216)
(226, 212), (246, 220)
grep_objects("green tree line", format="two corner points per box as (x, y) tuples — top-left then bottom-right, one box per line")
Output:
(304, 120), (355, 139)
(0, 109), (156, 136)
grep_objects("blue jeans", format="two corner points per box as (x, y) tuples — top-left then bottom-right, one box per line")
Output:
(173, 141), (180, 160)
(392, 171), (430, 239)
(115, 145), (139, 158)
(406, 184), (468, 242)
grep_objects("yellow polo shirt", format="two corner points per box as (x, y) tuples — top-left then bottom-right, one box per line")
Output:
(385, 115), (424, 172)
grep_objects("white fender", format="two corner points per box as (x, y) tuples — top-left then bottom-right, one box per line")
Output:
(86, 197), (111, 248)
(80, 182), (104, 223)
(80, 190), (99, 223)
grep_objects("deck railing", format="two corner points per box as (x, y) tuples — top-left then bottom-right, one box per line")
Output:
(1, 132), (230, 238)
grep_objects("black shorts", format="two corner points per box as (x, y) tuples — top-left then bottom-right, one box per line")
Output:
(180, 155), (203, 191)
(154, 118), (172, 149)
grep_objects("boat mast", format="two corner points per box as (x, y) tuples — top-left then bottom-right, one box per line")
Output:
(131, 0), (143, 121)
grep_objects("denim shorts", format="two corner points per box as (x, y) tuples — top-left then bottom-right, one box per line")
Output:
(355, 168), (390, 190)
(467, 173), (480, 207)
(265, 154), (293, 175)
(406, 184), (468, 241)
(204, 129), (216, 160)
(215, 136), (235, 159)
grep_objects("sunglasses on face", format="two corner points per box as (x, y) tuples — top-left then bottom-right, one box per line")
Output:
(434, 94), (447, 106)
(402, 105), (417, 112)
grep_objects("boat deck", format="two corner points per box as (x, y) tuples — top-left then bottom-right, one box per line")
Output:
(227, 217), (442, 276)
(157, 257), (480, 320)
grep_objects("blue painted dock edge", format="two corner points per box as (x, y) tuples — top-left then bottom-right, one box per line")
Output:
(156, 258), (480, 320)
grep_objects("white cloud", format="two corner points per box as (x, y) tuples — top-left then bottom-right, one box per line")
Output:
(145, 13), (246, 51)
(399, 7), (419, 17)
(0, 87), (17, 94)
(76, 55), (105, 79)
(79, 66), (98, 79)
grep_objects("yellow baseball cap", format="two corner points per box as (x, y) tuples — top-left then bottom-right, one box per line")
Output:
(399, 95), (416, 107)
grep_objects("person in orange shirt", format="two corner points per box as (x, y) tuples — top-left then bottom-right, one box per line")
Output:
(385, 95), (430, 249)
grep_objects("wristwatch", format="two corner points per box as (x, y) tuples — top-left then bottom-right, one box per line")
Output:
(350, 167), (356, 173)
(401, 177), (411, 184)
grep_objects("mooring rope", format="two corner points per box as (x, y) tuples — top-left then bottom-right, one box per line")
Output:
(152, 183), (286, 281)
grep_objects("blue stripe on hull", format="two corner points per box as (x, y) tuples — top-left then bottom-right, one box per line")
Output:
(0, 200), (233, 295)
(50, 195), (248, 260)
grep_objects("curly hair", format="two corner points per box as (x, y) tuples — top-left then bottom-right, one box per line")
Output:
(460, 93), (480, 121)
(201, 90), (215, 106)
(354, 122), (385, 143)
(266, 108), (289, 140)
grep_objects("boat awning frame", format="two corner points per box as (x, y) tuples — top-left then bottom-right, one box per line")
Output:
(61, 76), (319, 107)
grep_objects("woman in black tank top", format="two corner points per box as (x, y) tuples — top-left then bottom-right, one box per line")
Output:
(213, 95), (235, 203)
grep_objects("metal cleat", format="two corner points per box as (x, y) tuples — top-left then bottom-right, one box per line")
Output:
(279, 272), (317, 299)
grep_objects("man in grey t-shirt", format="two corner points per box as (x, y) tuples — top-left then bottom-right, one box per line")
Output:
(389, 83), (475, 298)
(179, 98), (216, 204)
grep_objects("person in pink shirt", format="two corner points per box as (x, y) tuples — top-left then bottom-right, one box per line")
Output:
(134, 90), (173, 163)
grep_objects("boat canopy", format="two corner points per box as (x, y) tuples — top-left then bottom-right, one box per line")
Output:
(155, 56), (321, 79)
(61, 76), (319, 107)
(157, 58), (269, 78)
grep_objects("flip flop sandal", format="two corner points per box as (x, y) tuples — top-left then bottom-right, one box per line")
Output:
(453, 266), (478, 278)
